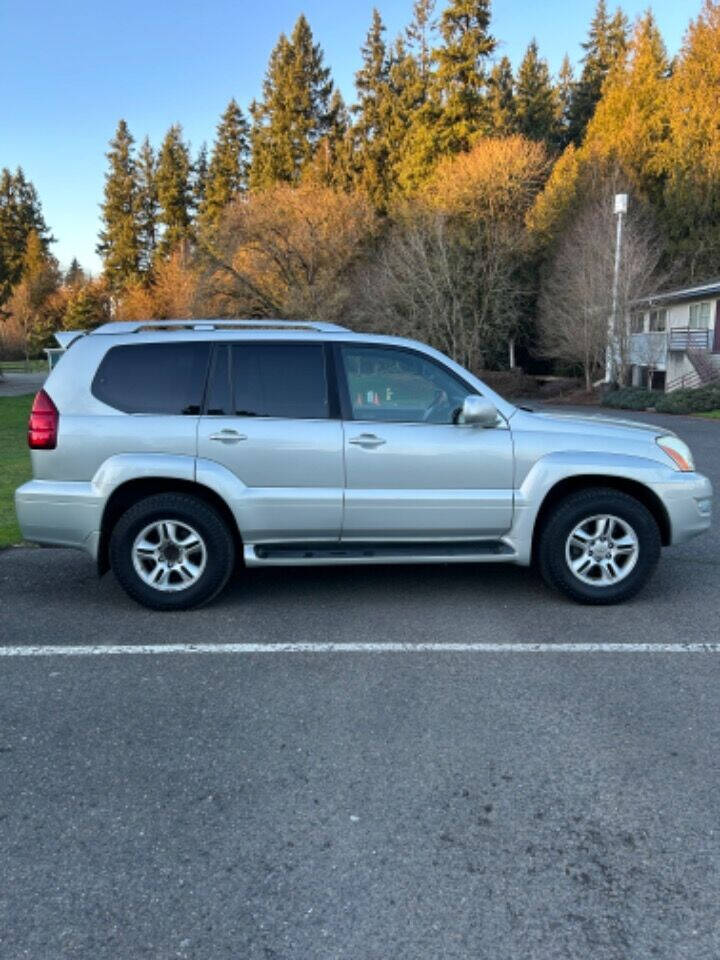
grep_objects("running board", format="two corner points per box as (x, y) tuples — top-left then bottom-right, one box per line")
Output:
(246, 541), (515, 566)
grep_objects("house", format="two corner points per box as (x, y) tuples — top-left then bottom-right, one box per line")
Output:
(627, 279), (720, 392)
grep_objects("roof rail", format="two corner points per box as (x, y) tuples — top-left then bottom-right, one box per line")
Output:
(92, 319), (348, 335)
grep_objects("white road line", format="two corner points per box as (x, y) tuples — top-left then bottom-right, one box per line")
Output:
(1, 642), (720, 657)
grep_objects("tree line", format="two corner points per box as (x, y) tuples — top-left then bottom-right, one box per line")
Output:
(2, 0), (720, 386)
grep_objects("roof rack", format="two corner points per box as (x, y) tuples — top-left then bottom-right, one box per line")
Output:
(92, 319), (348, 335)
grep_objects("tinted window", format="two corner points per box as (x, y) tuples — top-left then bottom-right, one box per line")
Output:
(207, 343), (329, 419)
(92, 342), (211, 414)
(340, 345), (469, 424)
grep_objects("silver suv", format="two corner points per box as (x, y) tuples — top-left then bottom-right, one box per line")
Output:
(15, 320), (712, 610)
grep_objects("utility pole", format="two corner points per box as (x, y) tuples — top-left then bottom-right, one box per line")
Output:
(606, 193), (628, 385)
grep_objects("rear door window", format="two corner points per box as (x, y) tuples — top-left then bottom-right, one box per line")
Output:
(92, 342), (211, 414)
(207, 343), (329, 419)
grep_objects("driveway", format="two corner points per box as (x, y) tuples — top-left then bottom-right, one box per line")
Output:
(0, 370), (46, 396)
(1, 408), (719, 959)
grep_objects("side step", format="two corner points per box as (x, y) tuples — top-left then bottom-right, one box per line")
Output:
(248, 540), (515, 566)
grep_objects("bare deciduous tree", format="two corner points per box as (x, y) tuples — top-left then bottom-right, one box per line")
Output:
(539, 180), (665, 390)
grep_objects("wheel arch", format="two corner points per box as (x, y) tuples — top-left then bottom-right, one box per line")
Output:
(531, 475), (671, 561)
(98, 477), (241, 575)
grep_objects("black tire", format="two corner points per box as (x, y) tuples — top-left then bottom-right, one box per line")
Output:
(537, 487), (661, 605)
(109, 493), (235, 611)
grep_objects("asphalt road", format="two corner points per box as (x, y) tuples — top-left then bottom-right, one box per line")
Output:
(1, 408), (719, 959)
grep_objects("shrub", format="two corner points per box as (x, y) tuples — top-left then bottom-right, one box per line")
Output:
(477, 369), (540, 398)
(601, 387), (659, 410)
(654, 384), (720, 414)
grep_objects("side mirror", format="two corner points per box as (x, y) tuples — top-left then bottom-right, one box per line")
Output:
(456, 394), (499, 428)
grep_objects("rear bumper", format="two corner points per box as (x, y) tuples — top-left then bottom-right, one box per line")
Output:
(654, 471), (713, 546)
(14, 480), (103, 559)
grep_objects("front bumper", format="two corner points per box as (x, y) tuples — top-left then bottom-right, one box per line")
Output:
(15, 480), (103, 558)
(653, 471), (713, 545)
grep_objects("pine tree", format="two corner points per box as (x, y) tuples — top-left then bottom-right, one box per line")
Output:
(515, 40), (559, 147)
(306, 89), (354, 189)
(249, 16), (335, 188)
(199, 99), (249, 232)
(405, 0), (436, 87)
(487, 56), (516, 135)
(0, 167), (53, 305)
(155, 124), (193, 258)
(97, 120), (141, 291)
(433, 0), (496, 152)
(555, 55), (575, 149)
(192, 143), (209, 217)
(353, 9), (392, 209)
(663, 0), (720, 278)
(135, 136), (158, 274)
(584, 12), (669, 198)
(395, 0), (495, 189)
(65, 258), (86, 287)
(568, 0), (628, 145)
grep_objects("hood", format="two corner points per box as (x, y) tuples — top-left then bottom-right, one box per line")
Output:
(512, 408), (673, 439)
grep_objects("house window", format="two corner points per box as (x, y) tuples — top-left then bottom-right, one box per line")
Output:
(649, 308), (666, 331)
(689, 301), (711, 328)
(630, 311), (645, 333)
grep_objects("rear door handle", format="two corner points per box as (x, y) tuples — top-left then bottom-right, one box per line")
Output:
(209, 429), (248, 444)
(348, 433), (386, 449)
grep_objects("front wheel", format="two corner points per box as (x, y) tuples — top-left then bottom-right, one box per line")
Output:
(538, 488), (661, 605)
(109, 493), (235, 611)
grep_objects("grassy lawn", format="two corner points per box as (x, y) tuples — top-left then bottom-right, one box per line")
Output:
(695, 410), (720, 419)
(0, 395), (32, 548)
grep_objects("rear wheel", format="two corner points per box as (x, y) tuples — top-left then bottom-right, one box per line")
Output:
(538, 488), (661, 605)
(109, 493), (235, 611)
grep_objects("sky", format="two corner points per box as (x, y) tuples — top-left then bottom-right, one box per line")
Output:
(1, 0), (697, 275)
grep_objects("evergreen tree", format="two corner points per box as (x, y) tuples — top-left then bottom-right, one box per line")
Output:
(395, 0), (495, 189)
(353, 9), (392, 209)
(663, 0), (720, 278)
(7, 229), (61, 357)
(487, 56), (516, 134)
(65, 258), (86, 287)
(555, 55), (575, 149)
(192, 142), (209, 216)
(63, 280), (110, 330)
(585, 12), (669, 192)
(515, 40), (559, 147)
(0, 167), (53, 305)
(433, 0), (496, 151)
(385, 37), (426, 191)
(568, 0), (628, 145)
(199, 99), (249, 231)
(135, 136), (158, 273)
(97, 120), (141, 291)
(250, 16), (335, 188)
(155, 124), (193, 258)
(306, 89), (354, 189)
(405, 0), (436, 86)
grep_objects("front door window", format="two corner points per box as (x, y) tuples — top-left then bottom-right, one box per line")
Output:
(340, 345), (470, 424)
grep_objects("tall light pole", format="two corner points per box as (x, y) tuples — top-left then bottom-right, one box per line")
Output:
(606, 192), (628, 385)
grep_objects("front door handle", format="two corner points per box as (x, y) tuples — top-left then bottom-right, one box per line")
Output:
(209, 429), (248, 444)
(348, 433), (386, 449)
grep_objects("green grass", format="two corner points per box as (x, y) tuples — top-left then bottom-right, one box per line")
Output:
(0, 395), (33, 548)
(695, 410), (720, 419)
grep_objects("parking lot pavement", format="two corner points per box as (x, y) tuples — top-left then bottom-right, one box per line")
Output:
(1, 407), (719, 959)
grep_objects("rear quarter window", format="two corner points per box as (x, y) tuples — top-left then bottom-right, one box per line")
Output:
(91, 342), (211, 414)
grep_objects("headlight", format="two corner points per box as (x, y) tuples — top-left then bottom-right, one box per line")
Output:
(657, 435), (694, 472)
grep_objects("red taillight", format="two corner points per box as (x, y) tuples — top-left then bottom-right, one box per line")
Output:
(28, 390), (59, 449)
